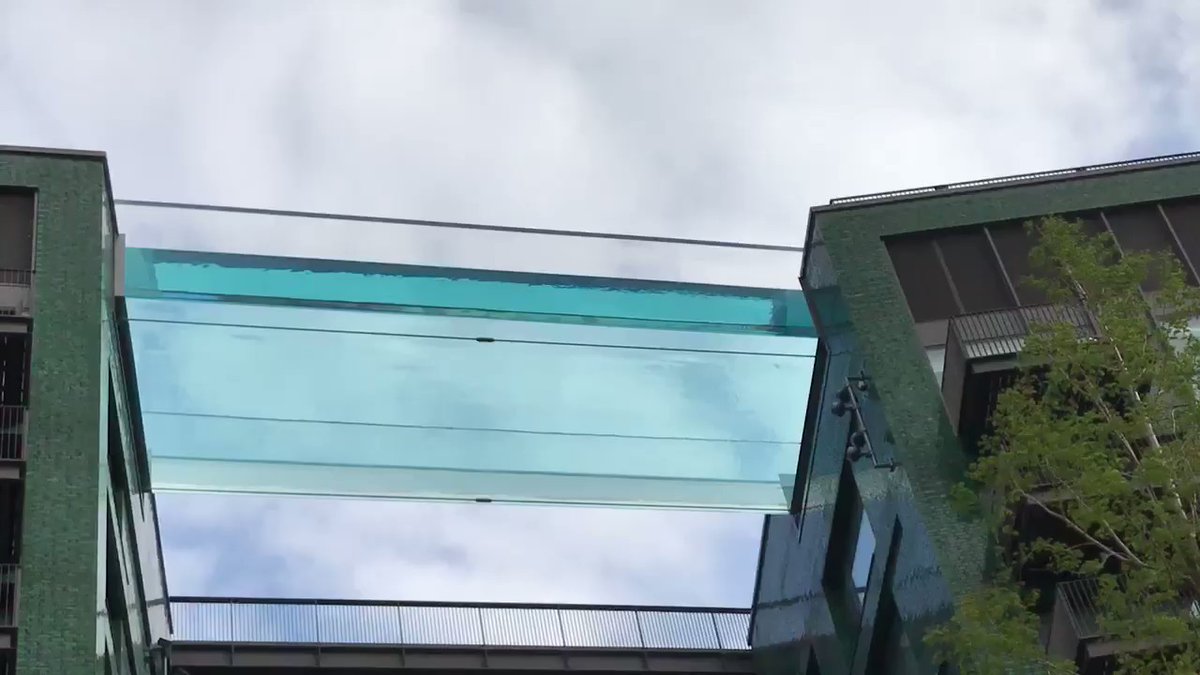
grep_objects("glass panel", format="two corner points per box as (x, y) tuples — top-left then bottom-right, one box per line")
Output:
(926, 346), (946, 385)
(136, 301), (813, 510)
(884, 236), (958, 322)
(937, 228), (1013, 313)
(115, 202), (805, 289)
(851, 511), (875, 602)
(987, 222), (1048, 306)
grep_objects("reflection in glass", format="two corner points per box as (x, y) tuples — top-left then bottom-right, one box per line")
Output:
(851, 511), (875, 607)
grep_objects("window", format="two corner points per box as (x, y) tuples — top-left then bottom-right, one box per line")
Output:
(938, 228), (1014, 313)
(885, 236), (959, 323)
(1104, 205), (1191, 288)
(987, 221), (1048, 306)
(851, 512), (876, 607)
(1164, 198), (1200, 274)
(0, 192), (34, 273)
(823, 459), (878, 661)
(926, 346), (946, 386)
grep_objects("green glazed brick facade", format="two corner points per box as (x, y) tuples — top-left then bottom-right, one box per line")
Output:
(751, 158), (1200, 675)
(813, 161), (1200, 599)
(0, 149), (169, 675)
(0, 151), (109, 675)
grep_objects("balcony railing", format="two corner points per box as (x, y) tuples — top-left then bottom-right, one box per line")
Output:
(0, 271), (31, 317)
(0, 565), (19, 628)
(0, 271), (30, 289)
(0, 408), (26, 462)
(171, 597), (750, 651)
(942, 304), (1099, 435)
(1048, 577), (1200, 664)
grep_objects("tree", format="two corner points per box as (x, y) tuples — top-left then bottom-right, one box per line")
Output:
(927, 216), (1200, 674)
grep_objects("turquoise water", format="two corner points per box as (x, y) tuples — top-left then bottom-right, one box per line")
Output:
(126, 248), (816, 511)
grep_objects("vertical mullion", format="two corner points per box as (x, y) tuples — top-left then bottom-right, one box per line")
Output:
(1098, 210), (1126, 256)
(1157, 203), (1200, 285)
(930, 239), (965, 314)
(983, 226), (1020, 306)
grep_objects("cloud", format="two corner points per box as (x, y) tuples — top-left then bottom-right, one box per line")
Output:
(2, 0), (1196, 607)
(160, 493), (762, 606)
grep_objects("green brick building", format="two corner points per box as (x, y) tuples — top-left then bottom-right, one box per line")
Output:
(0, 147), (170, 675)
(750, 152), (1200, 674)
(5, 143), (1200, 675)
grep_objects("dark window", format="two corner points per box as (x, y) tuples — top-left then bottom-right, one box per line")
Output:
(885, 236), (959, 322)
(0, 192), (34, 272)
(988, 221), (1049, 306)
(1103, 205), (1191, 288)
(824, 460), (874, 623)
(866, 599), (909, 675)
(1163, 199), (1200, 281)
(807, 650), (822, 675)
(1072, 211), (1109, 240)
(937, 228), (1014, 313)
(0, 334), (28, 408)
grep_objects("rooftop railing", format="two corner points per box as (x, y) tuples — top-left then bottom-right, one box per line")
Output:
(827, 151), (1200, 207)
(171, 597), (750, 651)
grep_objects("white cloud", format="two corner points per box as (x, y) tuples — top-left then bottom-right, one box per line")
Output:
(160, 494), (761, 606)
(2, 0), (1196, 606)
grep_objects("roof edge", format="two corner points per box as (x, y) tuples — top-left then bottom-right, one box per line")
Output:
(815, 151), (1200, 212)
(0, 144), (108, 161)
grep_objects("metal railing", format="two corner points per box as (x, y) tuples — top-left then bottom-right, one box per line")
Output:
(0, 408), (26, 462)
(949, 304), (1097, 362)
(171, 597), (750, 651)
(1055, 577), (1200, 643)
(1056, 577), (1104, 642)
(828, 151), (1200, 206)
(0, 565), (19, 627)
(0, 270), (32, 318)
(0, 271), (30, 289)
(942, 304), (1098, 432)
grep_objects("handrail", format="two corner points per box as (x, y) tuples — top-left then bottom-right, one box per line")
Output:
(171, 595), (747, 613)
(114, 199), (804, 254)
(171, 597), (750, 651)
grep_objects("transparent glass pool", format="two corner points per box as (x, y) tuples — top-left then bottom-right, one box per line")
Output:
(121, 203), (815, 511)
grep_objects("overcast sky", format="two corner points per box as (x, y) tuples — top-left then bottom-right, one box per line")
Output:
(2, 1), (1198, 608)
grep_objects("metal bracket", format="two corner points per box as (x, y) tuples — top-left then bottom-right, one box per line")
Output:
(831, 371), (899, 471)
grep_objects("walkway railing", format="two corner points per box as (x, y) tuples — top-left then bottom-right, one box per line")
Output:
(171, 597), (750, 651)
(827, 151), (1200, 206)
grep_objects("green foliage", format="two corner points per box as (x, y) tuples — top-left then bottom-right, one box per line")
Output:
(926, 582), (1075, 675)
(930, 216), (1200, 674)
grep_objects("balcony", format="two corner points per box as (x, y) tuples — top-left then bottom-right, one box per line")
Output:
(0, 271), (30, 319)
(0, 564), (18, 649)
(0, 407), (25, 467)
(1046, 578), (1199, 674)
(167, 597), (752, 673)
(942, 304), (1098, 453)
